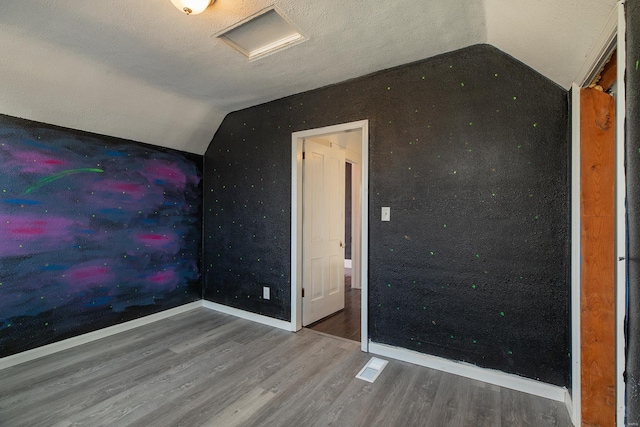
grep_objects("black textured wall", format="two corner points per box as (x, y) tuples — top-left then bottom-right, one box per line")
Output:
(627, 0), (640, 422)
(204, 44), (570, 386)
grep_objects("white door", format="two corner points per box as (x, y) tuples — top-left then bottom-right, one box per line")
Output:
(302, 139), (346, 326)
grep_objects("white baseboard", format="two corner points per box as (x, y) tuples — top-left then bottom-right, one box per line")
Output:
(202, 301), (293, 331)
(368, 342), (568, 403)
(0, 301), (203, 371)
(565, 389), (577, 426)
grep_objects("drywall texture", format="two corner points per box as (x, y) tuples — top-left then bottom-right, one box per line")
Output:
(626, 0), (640, 422)
(204, 44), (570, 386)
(0, 115), (202, 358)
(1, 1), (617, 156)
(484, 0), (617, 89)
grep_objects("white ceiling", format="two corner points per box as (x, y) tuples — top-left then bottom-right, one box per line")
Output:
(0, 0), (618, 155)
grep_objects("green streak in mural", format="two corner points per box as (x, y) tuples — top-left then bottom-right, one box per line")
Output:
(25, 168), (104, 194)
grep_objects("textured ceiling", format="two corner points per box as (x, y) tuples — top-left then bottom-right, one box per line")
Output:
(0, 0), (618, 154)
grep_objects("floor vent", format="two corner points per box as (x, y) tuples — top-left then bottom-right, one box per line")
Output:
(355, 357), (388, 383)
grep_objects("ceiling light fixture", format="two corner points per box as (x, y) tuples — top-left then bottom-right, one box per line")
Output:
(170, 0), (213, 15)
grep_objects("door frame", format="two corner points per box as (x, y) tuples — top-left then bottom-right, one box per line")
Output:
(291, 120), (369, 352)
(346, 160), (362, 291)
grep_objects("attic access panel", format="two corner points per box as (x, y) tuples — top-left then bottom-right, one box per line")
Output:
(216, 8), (305, 60)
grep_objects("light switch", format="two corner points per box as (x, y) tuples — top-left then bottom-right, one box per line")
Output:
(381, 207), (390, 221)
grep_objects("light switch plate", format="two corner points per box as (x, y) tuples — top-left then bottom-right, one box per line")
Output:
(381, 207), (390, 221)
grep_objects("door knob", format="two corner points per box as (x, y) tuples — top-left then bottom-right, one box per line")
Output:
(340, 240), (344, 248)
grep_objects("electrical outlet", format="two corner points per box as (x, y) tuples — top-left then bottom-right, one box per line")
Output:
(263, 286), (270, 300)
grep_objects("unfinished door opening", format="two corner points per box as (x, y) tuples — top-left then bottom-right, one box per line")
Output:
(569, 5), (626, 424)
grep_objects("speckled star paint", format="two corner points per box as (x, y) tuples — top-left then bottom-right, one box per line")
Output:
(205, 44), (570, 387)
(0, 114), (202, 357)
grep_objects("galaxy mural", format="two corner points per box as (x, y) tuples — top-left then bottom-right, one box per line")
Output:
(0, 114), (202, 358)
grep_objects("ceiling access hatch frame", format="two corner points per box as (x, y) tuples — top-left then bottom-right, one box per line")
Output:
(214, 7), (306, 61)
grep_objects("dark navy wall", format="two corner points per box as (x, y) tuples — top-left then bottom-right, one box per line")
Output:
(626, 0), (640, 422)
(0, 114), (202, 358)
(204, 44), (570, 386)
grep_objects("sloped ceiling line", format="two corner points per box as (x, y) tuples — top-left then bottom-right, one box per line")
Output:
(0, 0), (617, 154)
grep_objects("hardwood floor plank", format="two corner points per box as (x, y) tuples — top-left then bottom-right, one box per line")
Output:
(1, 314), (193, 384)
(0, 308), (572, 427)
(0, 319), (221, 418)
(0, 309), (235, 404)
(363, 363), (444, 426)
(356, 362), (427, 426)
(127, 329), (315, 427)
(425, 372), (476, 426)
(64, 338), (248, 426)
(7, 349), (196, 427)
(168, 318), (245, 353)
(308, 288), (361, 341)
(177, 335), (342, 426)
(245, 339), (367, 426)
(202, 387), (276, 427)
(0, 313), (242, 426)
(462, 381), (501, 426)
(501, 387), (572, 426)
(313, 369), (380, 426)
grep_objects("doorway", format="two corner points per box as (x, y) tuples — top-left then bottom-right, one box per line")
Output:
(291, 120), (369, 352)
(307, 160), (361, 341)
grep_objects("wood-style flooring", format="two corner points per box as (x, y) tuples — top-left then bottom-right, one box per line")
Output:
(307, 287), (361, 341)
(0, 308), (572, 426)
(308, 269), (361, 342)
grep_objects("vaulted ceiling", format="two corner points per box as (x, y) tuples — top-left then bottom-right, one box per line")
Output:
(0, 0), (618, 154)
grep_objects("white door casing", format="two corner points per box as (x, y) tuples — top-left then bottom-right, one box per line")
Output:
(350, 161), (362, 289)
(291, 119), (369, 352)
(302, 138), (346, 326)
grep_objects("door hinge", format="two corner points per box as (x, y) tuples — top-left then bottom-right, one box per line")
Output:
(302, 152), (305, 160)
(302, 288), (305, 298)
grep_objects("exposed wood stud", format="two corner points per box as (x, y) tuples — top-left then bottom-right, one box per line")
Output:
(580, 87), (616, 426)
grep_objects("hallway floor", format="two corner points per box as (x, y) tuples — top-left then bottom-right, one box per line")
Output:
(307, 268), (361, 341)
